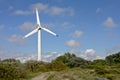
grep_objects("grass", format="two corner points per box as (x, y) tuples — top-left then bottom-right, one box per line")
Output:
(25, 72), (42, 80)
(45, 67), (120, 80)
(20, 65), (120, 80)
(25, 64), (120, 80)
(46, 68), (98, 80)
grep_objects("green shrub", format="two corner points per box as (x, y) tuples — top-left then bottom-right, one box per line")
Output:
(39, 65), (47, 72)
(0, 63), (27, 80)
(24, 60), (45, 72)
(46, 61), (68, 71)
(95, 67), (108, 75)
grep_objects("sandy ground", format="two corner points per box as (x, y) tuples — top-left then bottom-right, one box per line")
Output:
(32, 73), (49, 80)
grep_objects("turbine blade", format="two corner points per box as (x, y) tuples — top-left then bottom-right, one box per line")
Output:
(36, 8), (41, 26)
(23, 28), (38, 38)
(42, 28), (58, 36)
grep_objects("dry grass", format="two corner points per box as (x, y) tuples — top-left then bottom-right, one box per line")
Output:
(46, 68), (109, 80)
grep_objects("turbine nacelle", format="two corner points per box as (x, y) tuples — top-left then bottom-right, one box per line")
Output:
(38, 28), (41, 30)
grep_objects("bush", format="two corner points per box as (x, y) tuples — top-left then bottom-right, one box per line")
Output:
(0, 63), (27, 80)
(95, 67), (108, 75)
(105, 52), (120, 65)
(46, 61), (68, 71)
(39, 65), (47, 72)
(24, 60), (45, 72)
(54, 53), (90, 68)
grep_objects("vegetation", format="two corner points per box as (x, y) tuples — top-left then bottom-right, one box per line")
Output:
(54, 52), (90, 68)
(0, 52), (120, 80)
(0, 59), (27, 80)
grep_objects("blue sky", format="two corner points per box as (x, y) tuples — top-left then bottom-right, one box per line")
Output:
(0, 0), (120, 61)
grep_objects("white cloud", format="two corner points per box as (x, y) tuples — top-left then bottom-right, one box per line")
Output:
(73, 30), (83, 38)
(46, 6), (74, 16)
(14, 54), (37, 63)
(7, 35), (27, 45)
(71, 49), (104, 61)
(14, 10), (31, 15)
(14, 3), (43, 15)
(85, 49), (96, 55)
(93, 56), (105, 60)
(66, 40), (80, 47)
(30, 3), (48, 11)
(14, 52), (61, 63)
(19, 22), (35, 31)
(103, 17), (117, 28)
(31, 3), (74, 16)
(0, 51), (61, 62)
(106, 45), (120, 56)
(83, 49), (96, 60)
(42, 52), (61, 62)
(96, 8), (101, 13)
(14, 3), (74, 16)
(80, 54), (104, 61)
(48, 6), (66, 15)
(0, 49), (105, 62)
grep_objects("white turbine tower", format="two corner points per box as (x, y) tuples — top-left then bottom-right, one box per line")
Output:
(23, 8), (58, 61)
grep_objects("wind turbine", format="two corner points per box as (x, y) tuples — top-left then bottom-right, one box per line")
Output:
(23, 8), (58, 61)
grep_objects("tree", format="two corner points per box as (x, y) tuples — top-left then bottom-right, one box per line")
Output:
(67, 57), (89, 68)
(105, 52), (120, 65)
(0, 59), (27, 80)
(55, 52), (77, 63)
(92, 59), (106, 66)
(46, 61), (68, 71)
(54, 52), (89, 68)
(24, 60), (45, 72)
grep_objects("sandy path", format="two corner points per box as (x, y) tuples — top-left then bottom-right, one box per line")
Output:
(32, 73), (49, 80)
